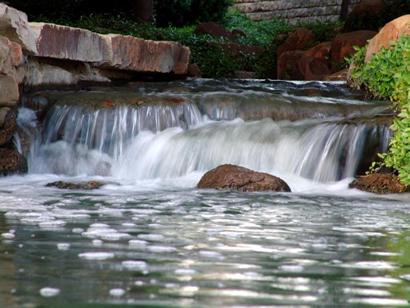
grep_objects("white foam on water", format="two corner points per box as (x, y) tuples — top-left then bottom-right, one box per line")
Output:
(57, 243), (70, 251)
(109, 288), (125, 297)
(78, 252), (115, 260)
(122, 260), (148, 271)
(39, 287), (60, 297)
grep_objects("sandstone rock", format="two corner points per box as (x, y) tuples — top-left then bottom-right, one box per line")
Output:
(0, 75), (19, 106)
(30, 22), (111, 63)
(0, 4), (37, 53)
(23, 58), (111, 87)
(277, 50), (304, 80)
(299, 42), (332, 80)
(277, 28), (315, 59)
(0, 36), (23, 77)
(46, 180), (105, 190)
(0, 107), (16, 146)
(0, 148), (27, 175)
(106, 34), (190, 74)
(349, 172), (409, 194)
(365, 15), (410, 62)
(331, 31), (376, 68)
(29, 23), (190, 75)
(195, 22), (234, 39)
(197, 164), (291, 192)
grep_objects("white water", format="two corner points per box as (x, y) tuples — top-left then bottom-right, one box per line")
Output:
(25, 106), (389, 192)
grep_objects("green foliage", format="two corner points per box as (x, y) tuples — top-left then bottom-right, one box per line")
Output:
(223, 9), (291, 46)
(350, 36), (410, 184)
(154, 0), (232, 27)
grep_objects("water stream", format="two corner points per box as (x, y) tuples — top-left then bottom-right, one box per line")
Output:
(1, 80), (409, 307)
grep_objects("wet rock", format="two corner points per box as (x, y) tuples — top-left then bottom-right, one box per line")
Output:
(195, 22), (234, 39)
(0, 107), (16, 146)
(299, 42), (332, 80)
(0, 148), (27, 175)
(46, 180), (105, 190)
(349, 172), (410, 194)
(277, 50), (304, 80)
(197, 164), (291, 192)
(331, 31), (377, 68)
(277, 28), (315, 59)
(0, 3), (37, 53)
(365, 15), (410, 62)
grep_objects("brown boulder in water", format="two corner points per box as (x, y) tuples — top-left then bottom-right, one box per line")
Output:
(46, 180), (105, 190)
(349, 173), (409, 194)
(197, 164), (291, 192)
(0, 148), (27, 175)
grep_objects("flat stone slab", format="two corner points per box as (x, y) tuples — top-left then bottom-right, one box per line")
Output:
(30, 22), (190, 75)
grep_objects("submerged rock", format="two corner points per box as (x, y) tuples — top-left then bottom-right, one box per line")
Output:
(349, 172), (410, 194)
(0, 148), (27, 175)
(197, 164), (291, 192)
(46, 180), (105, 190)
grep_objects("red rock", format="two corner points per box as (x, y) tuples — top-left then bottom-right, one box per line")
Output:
(277, 50), (304, 80)
(349, 172), (409, 194)
(107, 34), (190, 74)
(277, 28), (315, 59)
(299, 42), (332, 80)
(8, 41), (23, 66)
(195, 22), (234, 39)
(30, 23), (191, 75)
(325, 69), (348, 81)
(365, 15), (410, 62)
(197, 164), (291, 192)
(331, 31), (376, 67)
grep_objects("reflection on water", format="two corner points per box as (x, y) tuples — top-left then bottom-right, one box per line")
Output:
(0, 180), (409, 307)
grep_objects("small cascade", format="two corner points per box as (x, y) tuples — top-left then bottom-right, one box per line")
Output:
(29, 103), (203, 175)
(23, 80), (392, 182)
(113, 118), (390, 182)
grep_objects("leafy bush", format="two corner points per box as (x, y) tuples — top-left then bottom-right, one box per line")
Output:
(154, 0), (232, 27)
(224, 9), (291, 46)
(350, 36), (410, 184)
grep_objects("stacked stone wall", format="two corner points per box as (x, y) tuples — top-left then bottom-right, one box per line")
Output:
(233, 0), (360, 23)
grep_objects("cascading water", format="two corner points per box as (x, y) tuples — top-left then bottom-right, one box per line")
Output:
(25, 80), (392, 183)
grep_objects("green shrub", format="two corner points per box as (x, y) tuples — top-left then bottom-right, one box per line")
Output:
(154, 0), (232, 27)
(224, 9), (291, 46)
(350, 36), (410, 184)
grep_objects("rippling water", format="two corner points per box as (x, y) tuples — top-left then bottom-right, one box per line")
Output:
(1, 80), (409, 306)
(0, 175), (409, 307)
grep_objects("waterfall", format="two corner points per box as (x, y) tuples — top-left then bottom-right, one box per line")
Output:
(27, 101), (390, 182)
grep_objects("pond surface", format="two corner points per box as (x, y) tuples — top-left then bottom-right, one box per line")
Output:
(1, 80), (409, 307)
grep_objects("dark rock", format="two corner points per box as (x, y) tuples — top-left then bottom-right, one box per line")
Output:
(195, 22), (234, 39)
(234, 70), (256, 79)
(0, 107), (17, 146)
(46, 180), (105, 190)
(350, 172), (409, 194)
(299, 42), (332, 80)
(277, 50), (304, 80)
(0, 148), (27, 175)
(197, 164), (291, 192)
(277, 28), (316, 59)
(344, 0), (385, 32)
(331, 31), (376, 69)
(324, 69), (348, 81)
(187, 63), (201, 77)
